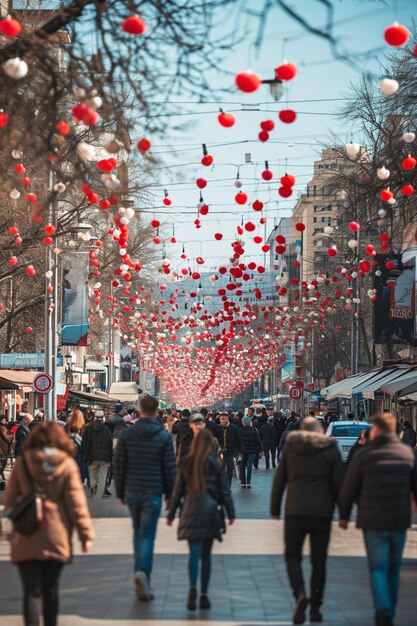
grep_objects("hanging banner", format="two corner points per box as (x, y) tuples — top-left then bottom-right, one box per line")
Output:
(61, 252), (89, 346)
(373, 254), (415, 345)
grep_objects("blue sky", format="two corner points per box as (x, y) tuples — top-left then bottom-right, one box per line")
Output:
(145, 0), (416, 278)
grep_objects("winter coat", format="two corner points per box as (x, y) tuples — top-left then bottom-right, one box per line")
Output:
(401, 426), (416, 448)
(273, 417), (286, 446)
(113, 417), (176, 500)
(339, 433), (417, 531)
(14, 421), (37, 457)
(106, 413), (128, 440)
(216, 422), (241, 454)
(279, 422), (298, 450)
(168, 453), (235, 541)
(271, 430), (344, 518)
(81, 420), (112, 464)
(0, 423), (13, 456)
(240, 426), (263, 455)
(172, 418), (191, 457)
(4, 448), (94, 564)
(259, 422), (275, 445)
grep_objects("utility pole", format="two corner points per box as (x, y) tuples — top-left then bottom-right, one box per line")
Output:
(350, 229), (361, 416)
(44, 172), (58, 420)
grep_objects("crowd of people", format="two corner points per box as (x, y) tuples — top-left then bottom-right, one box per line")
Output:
(1, 399), (417, 626)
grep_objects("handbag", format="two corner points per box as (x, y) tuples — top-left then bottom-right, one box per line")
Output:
(7, 455), (44, 535)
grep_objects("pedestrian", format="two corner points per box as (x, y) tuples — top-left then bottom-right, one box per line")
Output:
(239, 416), (263, 488)
(399, 419), (416, 447)
(274, 412), (287, 461)
(215, 411), (240, 489)
(260, 416), (276, 469)
(107, 402), (128, 444)
(271, 417), (344, 624)
(345, 427), (370, 469)
(15, 414), (37, 457)
(4, 422), (94, 626)
(172, 409), (192, 458)
(113, 395), (176, 601)
(0, 414), (14, 478)
(81, 409), (112, 498)
(279, 420), (298, 453)
(167, 429), (235, 611)
(66, 408), (87, 482)
(339, 412), (417, 626)
(199, 407), (218, 436)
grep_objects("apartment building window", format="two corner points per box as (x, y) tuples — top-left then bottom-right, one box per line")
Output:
(313, 217), (318, 223)
(318, 163), (338, 170)
(316, 240), (324, 248)
(321, 216), (331, 224)
(314, 205), (331, 212)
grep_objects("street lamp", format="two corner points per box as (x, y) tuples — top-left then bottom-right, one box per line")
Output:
(261, 78), (284, 102)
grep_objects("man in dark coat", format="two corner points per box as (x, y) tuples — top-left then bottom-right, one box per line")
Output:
(339, 412), (417, 626)
(271, 417), (344, 624)
(82, 410), (113, 498)
(216, 412), (240, 489)
(14, 413), (37, 457)
(259, 417), (276, 469)
(114, 395), (176, 602)
(400, 419), (416, 447)
(172, 409), (192, 458)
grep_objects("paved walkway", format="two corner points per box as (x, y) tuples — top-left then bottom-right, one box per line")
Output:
(1, 467), (417, 625)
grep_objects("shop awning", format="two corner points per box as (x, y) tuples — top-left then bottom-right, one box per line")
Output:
(355, 367), (414, 399)
(108, 382), (139, 403)
(322, 370), (383, 400)
(69, 389), (116, 405)
(0, 369), (36, 390)
(380, 368), (417, 397)
(321, 374), (361, 399)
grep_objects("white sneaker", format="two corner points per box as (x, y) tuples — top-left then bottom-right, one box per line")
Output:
(134, 571), (152, 601)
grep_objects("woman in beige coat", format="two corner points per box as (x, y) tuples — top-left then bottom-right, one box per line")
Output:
(5, 422), (94, 626)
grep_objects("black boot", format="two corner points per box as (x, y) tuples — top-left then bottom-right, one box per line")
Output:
(376, 612), (394, 626)
(187, 587), (197, 611)
(200, 594), (211, 610)
(293, 595), (309, 625)
(310, 605), (323, 623)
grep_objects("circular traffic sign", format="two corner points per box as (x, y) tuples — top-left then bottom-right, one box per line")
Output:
(289, 386), (302, 400)
(33, 373), (53, 394)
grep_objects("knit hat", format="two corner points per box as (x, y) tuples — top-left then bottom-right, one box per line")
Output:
(182, 409), (191, 419)
(242, 416), (252, 426)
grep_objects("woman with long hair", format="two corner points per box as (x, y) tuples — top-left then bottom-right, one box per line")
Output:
(167, 428), (235, 611)
(5, 422), (94, 626)
(66, 408), (87, 481)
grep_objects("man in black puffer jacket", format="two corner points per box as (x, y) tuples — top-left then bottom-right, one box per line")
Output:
(114, 395), (176, 602)
(339, 412), (417, 626)
(82, 411), (113, 498)
(271, 417), (344, 625)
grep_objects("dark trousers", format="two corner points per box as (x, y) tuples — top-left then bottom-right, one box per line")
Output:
(17, 560), (64, 626)
(285, 515), (332, 606)
(223, 452), (235, 487)
(188, 539), (214, 593)
(263, 443), (276, 468)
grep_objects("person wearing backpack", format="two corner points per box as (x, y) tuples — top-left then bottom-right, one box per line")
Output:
(113, 395), (176, 602)
(4, 422), (94, 626)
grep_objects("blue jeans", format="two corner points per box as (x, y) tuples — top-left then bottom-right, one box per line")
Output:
(126, 493), (162, 581)
(188, 540), (213, 593)
(240, 452), (256, 485)
(363, 529), (407, 617)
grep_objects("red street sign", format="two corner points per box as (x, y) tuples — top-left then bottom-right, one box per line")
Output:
(33, 373), (53, 394)
(289, 386), (302, 400)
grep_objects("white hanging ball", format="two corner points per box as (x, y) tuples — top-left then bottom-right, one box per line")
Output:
(119, 248), (127, 255)
(125, 208), (135, 220)
(103, 174), (120, 189)
(367, 289), (376, 297)
(348, 239), (358, 249)
(375, 270), (382, 277)
(376, 166), (390, 180)
(94, 282), (101, 289)
(113, 229), (121, 238)
(118, 207), (126, 215)
(77, 141), (95, 161)
(234, 179), (242, 188)
(345, 142), (361, 157)
(379, 78), (399, 96)
(351, 271), (358, 278)
(378, 208), (387, 218)
(74, 87), (86, 99)
(45, 270), (53, 278)
(197, 201), (204, 209)
(9, 188), (20, 199)
(388, 197), (396, 205)
(323, 226), (334, 235)
(120, 217), (129, 225)
(11, 149), (23, 159)
(86, 96), (102, 110)
(120, 264), (129, 272)
(3, 57), (28, 80)
(402, 132), (415, 143)
(54, 182), (66, 193)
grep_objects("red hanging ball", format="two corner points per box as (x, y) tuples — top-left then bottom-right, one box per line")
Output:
(8, 226), (18, 235)
(254, 235), (263, 244)
(235, 71), (262, 93)
(327, 247), (337, 257)
(0, 16), (21, 38)
(56, 120), (70, 135)
(15, 163), (25, 174)
(235, 192), (248, 205)
(276, 244), (286, 255)
(122, 15), (147, 35)
(260, 119), (275, 132)
(275, 61), (298, 81)
(414, 44), (417, 57)
(8, 256), (17, 266)
(280, 174), (295, 187)
(214, 233), (223, 241)
(199, 204), (209, 215)
(365, 245), (376, 256)
(218, 112), (235, 127)
(196, 178), (207, 189)
(401, 184), (414, 196)
(385, 260), (396, 269)
(275, 234), (286, 244)
(163, 197), (172, 206)
(137, 137), (151, 153)
(258, 130), (269, 142)
(402, 156), (416, 170)
(44, 224), (56, 235)
(153, 237), (161, 244)
(261, 169), (273, 181)
(25, 193), (37, 203)
(349, 221), (360, 232)
(99, 199), (110, 210)
(151, 219), (160, 228)
(244, 221), (256, 232)
(380, 189), (393, 202)
(278, 185), (293, 198)
(26, 326), (33, 333)
(87, 192), (98, 204)
(42, 237), (53, 245)
(279, 109), (297, 124)
(0, 111), (9, 127)
(252, 200), (263, 211)
(201, 155), (213, 167)
(384, 22), (409, 47)
(261, 244), (270, 253)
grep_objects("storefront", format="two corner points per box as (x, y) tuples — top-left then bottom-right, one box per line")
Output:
(0, 369), (39, 419)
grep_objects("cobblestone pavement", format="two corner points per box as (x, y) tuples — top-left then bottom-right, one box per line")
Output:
(1, 465), (416, 625)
